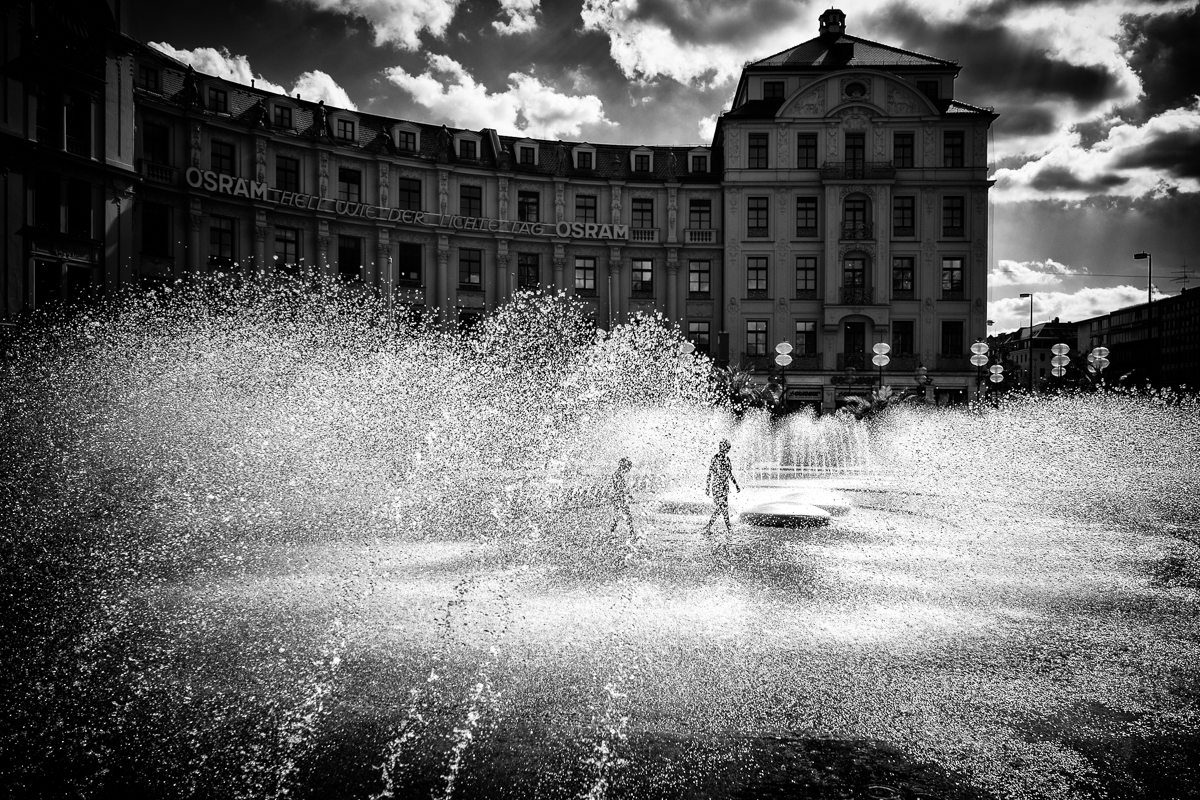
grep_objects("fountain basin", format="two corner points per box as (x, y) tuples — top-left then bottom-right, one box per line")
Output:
(738, 501), (831, 529)
(780, 491), (852, 517)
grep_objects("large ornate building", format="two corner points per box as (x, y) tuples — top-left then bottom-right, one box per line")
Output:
(3, 3), (996, 411)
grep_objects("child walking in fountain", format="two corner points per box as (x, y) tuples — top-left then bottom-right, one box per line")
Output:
(703, 439), (740, 543)
(609, 457), (637, 542)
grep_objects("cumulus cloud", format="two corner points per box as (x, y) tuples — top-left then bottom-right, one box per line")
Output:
(494, 0), (540, 34)
(988, 284), (1172, 332)
(990, 258), (1078, 287)
(697, 113), (718, 143)
(279, 0), (461, 50)
(385, 55), (612, 138)
(150, 42), (358, 109)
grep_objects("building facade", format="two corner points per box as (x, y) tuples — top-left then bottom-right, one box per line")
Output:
(1077, 290), (1200, 389)
(3, 4), (997, 412)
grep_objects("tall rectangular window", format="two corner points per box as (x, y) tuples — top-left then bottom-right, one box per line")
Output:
(892, 257), (915, 295)
(763, 81), (784, 99)
(277, 156), (300, 193)
(688, 261), (710, 296)
(634, 153), (650, 172)
(459, 139), (477, 160)
(274, 105), (292, 129)
(208, 88), (228, 114)
(208, 217), (234, 269)
(34, 173), (60, 232)
(944, 131), (965, 167)
(577, 151), (593, 169)
(138, 64), (160, 92)
(894, 132), (914, 168)
(689, 199), (711, 229)
(797, 133), (818, 169)
(796, 197), (818, 237)
(631, 259), (654, 295)
(893, 196), (915, 236)
(846, 133), (865, 168)
(631, 198), (653, 228)
(746, 320), (768, 356)
(941, 257), (964, 295)
(941, 321), (964, 356)
(795, 321), (817, 355)
(459, 248), (482, 289)
(747, 197), (769, 237)
(66, 180), (90, 238)
(747, 256), (768, 293)
(942, 196), (964, 236)
(460, 185), (482, 217)
(518, 253), (539, 289)
(918, 80), (939, 100)
(748, 133), (768, 168)
(396, 242), (422, 284)
(397, 130), (416, 152)
(691, 155), (707, 173)
(844, 197), (867, 229)
(576, 195), (597, 223)
(519, 146), (535, 165)
(338, 236), (362, 281)
(796, 256), (817, 294)
(844, 258), (867, 288)
(274, 227), (299, 273)
(575, 257), (597, 293)
(141, 202), (171, 257)
(338, 168), (361, 203)
(143, 122), (170, 166)
(517, 191), (539, 222)
(688, 321), (711, 354)
(893, 321), (915, 355)
(396, 177), (421, 210)
(211, 141), (235, 175)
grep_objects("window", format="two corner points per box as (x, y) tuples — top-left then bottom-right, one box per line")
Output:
(519, 147), (534, 165)
(944, 131), (964, 167)
(797, 133), (818, 169)
(517, 191), (539, 222)
(138, 65), (160, 92)
(143, 122), (170, 166)
(459, 139), (477, 160)
(575, 257), (597, 293)
(941, 321), (964, 356)
(746, 320), (768, 356)
(691, 155), (707, 173)
(211, 141), (235, 175)
(142, 202), (171, 257)
(208, 87), (228, 114)
(918, 80), (939, 100)
(941, 257), (964, 295)
(277, 156), (300, 193)
(796, 256), (817, 294)
(459, 249), (482, 289)
(338, 168), (361, 203)
(689, 261), (711, 296)
(632, 198), (653, 228)
(338, 236), (362, 281)
(748, 133), (768, 168)
(65, 180), (90, 238)
(208, 217), (235, 269)
(846, 132), (865, 167)
(577, 150), (593, 169)
(274, 227), (299, 273)
(274, 105), (293, 129)
(764, 81), (785, 99)
(795, 321), (817, 355)
(893, 196), (915, 236)
(796, 197), (818, 237)
(894, 133), (914, 168)
(460, 185), (482, 217)
(689, 199), (711, 229)
(518, 253), (539, 289)
(34, 173), (59, 232)
(688, 321), (711, 354)
(844, 258), (867, 288)
(396, 242), (422, 284)
(844, 196), (867, 236)
(575, 195), (597, 223)
(634, 153), (650, 172)
(396, 178), (421, 210)
(893, 321), (915, 355)
(397, 130), (417, 152)
(892, 257), (915, 295)
(632, 260), (653, 295)
(747, 197), (769, 237)
(747, 256), (768, 293)
(942, 196), (964, 236)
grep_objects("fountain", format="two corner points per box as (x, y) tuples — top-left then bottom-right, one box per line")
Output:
(2, 280), (1198, 800)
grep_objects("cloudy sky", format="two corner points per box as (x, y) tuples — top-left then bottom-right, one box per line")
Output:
(130, 0), (1200, 332)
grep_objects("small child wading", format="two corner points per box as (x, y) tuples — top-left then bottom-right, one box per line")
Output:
(703, 439), (740, 540)
(609, 457), (636, 541)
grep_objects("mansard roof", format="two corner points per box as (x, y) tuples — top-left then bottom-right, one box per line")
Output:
(749, 33), (958, 71)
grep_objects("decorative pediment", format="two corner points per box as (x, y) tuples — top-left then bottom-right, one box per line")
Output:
(780, 84), (826, 118)
(885, 81), (932, 116)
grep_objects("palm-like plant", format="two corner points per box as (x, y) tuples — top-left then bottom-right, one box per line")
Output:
(839, 384), (914, 420)
(710, 364), (777, 413)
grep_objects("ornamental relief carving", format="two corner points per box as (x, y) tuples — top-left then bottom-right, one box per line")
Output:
(190, 124), (202, 168)
(776, 123), (789, 168)
(922, 237), (936, 261)
(886, 84), (922, 116)
(974, 189), (987, 215)
(826, 121), (840, 159)
(839, 185), (876, 200)
(255, 139), (267, 184)
(627, 188), (656, 199)
(786, 84), (825, 118)
(378, 163), (390, 207)
(974, 127), (988, 165)
(727, 128), (742, 162)
(922, 188), (935, 213)
(391, 230), (434, 245)
(874, 126), (886, 159)
(923, 123), (936, 164)
(840, 107), (871, 131)
(840, 77), (872, 104)
(396, 167), (426, 181)
(973, 239), (986, 261)
(610, 185), (622, 216)
(515, 181), (542, 195)
(438, 171), (449, 214)
(838, 243), (875, 259)
(776, 239), (791, 261)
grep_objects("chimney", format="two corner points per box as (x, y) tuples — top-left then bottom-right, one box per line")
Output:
(819, 8), (847, 38)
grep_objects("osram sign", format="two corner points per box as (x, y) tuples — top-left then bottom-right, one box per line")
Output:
(185, 167), (627, 241)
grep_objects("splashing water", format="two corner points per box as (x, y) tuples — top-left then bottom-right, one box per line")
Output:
(2, 278), (1198, 800)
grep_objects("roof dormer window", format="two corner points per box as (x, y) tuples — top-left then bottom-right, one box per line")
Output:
(208, 87), (228, 114)
(392, 122), (420, 153)
(455, 131), (482, 162)
(573, 144), (597, 170)
(514, 138), (539, 167)
(631, 147), (653, 173)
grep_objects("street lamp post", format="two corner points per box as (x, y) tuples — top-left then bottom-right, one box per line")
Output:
(1134, 251), (1154, 382)
(1134, 251), (1152, 307)
(1020, 292), (1034, 392)
(773, 341), (793, 409)
(871, 341), (891, 388)
(970, 341), (989, 397)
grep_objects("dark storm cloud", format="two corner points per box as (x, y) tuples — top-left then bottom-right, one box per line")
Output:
(1120, 5), (1200, 120)
(1024, 167), (1129, 192)
(626, 0), (800, 46)
(1000, 106), (1059, 137)
(1114, 129), (1200, 180)
(862, 3), (1124, 106)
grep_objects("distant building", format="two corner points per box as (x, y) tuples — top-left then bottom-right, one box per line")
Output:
(990, 318), (1079, 391)
(1076, 290), (1200, 389)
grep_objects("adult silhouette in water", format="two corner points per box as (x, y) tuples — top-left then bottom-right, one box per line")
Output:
(703, 439), (740, 541)
(609, 457), (636, 540)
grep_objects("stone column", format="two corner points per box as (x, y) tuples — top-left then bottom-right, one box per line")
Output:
(597, 257), (610, 328)
(553, 257), (565, 292)
(608, 259), (622, 325)
(316, 234), (330, 282)
(253, 216), (267, 277)
(378, 240), (392, 307)
(437, 245), (451, 322)
(187, 212), (202, 275)
(666, 253), (680, 323)
(495, 253), (509, 308)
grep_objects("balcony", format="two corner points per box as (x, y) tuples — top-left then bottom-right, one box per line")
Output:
(840, 222), (873, 240)
(941, 289), (965, 301)
(795, 226), (818, 238)
(888, 354), (920, 371)
(65, 136), (90, 157)
(819, 161), (896, 180)
(684, 228), (718, 244)
(892, 287), (915, 300)
(839, 287), (874, 305)
(785, 353), (822, 370)
(893, 225), (915, 237)
(630, 227), (659, 243)
(140, 160), (178, 184)
(942, 226), (964, 237)
(741, 353), (773, 371)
